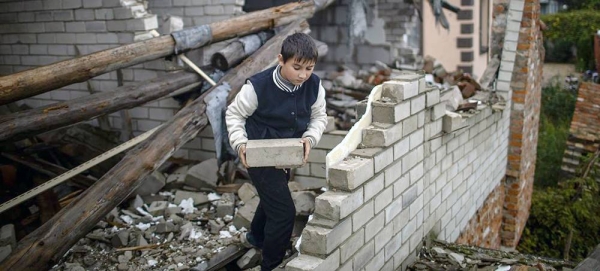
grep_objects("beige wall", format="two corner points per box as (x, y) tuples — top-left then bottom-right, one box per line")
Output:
(422, 0), (491, 79)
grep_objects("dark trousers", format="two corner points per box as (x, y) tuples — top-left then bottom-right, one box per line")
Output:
(247, 167), (296, 271)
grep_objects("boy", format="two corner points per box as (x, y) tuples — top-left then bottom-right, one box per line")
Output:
(225, 33), (327, 270)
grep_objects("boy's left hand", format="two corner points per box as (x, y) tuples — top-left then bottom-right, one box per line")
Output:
(300, 138), (311, 164)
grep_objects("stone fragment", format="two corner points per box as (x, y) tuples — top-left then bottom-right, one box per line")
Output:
(216, 193), (235, 218)
(355, 99), (368, 120)
(111, 230), (129, 248)
(442, 111), (466, 133)
(291, 191), (316, 216)
(208, 220), (225, 235)
(165, 206), (182, 216)
(174, 190), (209, 205)
(147, 201), (168, 216)
(288, 181), (303, 192)
(165, 166), (189, 188)
(237, 248), (261, 269)
(156, 222), (176, 233)
(246, 139), (304, 168)
(187, 158), (219, 190)
(0, 224), (16, 249)
(324, 116), (336, 133)
(0, 245), (11, 263)
(237, 183), (258, 203)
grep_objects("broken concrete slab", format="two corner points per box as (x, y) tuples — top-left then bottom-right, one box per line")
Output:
(147, 201), (168, 217)
(246, 139), (304, 168)
(0, 245), (12, 264)
(111, 230), (129, 248)
(133, 171), (166, 197)
(155, 222), (176, 233)
(165, 165), (189, 188)
(291, 191), (316, 216)
(237, 183), (258, 203)
(233, 197), (259, 230)
(236, 248), (261, 269)
(440, 86), (463, 111)
(174, 190), (209, 205)
(209, 220), (225, 235)
(186, 158), (219, 190)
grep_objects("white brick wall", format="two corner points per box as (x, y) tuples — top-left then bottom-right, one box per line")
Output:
(286, 73), (511, 270)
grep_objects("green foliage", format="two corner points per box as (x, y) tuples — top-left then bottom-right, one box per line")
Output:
(534, 83), (576, 187)
(518, 176), (600, 261)
(562, 0), (600, 10)
(541, 10), (600, 70)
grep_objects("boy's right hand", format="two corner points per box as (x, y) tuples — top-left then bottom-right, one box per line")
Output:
(238, 144), (249, 168)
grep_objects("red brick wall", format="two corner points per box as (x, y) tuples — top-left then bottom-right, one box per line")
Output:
(502, 0), (544, 248)
(562, 82), (600, 175)
(456, 183), (504, 249)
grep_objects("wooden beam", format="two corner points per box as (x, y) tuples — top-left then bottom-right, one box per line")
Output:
(0, 1), (334, 105)
(0, 20), (308, 271)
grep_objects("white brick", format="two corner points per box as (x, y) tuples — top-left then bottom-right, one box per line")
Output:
(410, 94), (426, 114)
(307, 149), (327, 163)
(362, 122), (402, 147)
(53, 10), (74, 21)
(365, 211), (385, 242)
(384, 233), (402, 261)
(383, 159), (402, 187)
(393, 136), (410, 160)
(442, 112), (466, 133)
(402, 114), (418, 137)
(76, 33), (96, 44)
(353, 240), (374, 271)
(66, 22), (85, 32)
(83, 0), (102, 8)
(204, 5), (224, 15)
(382, 80), (418, 102)
(409, 128), (424, 150)
(301, 218), (352, 255)
(74, 9), (94, 20)
(62, 0), (82, 9)
(316, 132), (345, 149)
(314, 189), (363, 221)
(431, 103), (445, 120)
(310, 163), (326, 178)
(246, 139), (303, 168)
(351, 146), (393, 172)
(328, 157), (374, 191)
(365, 250), (385, 271)
(287, 249), (340, 271)
(340, 229), (364, 263)
(127, 15), (158, 31)
(374, 186), (393, 214)
(372, 100), (410, 124)
(364, 173), (384, 202)
(384, 197), (403, 224)
(425, 88), (440, 107)
(85, 21), (106, 32)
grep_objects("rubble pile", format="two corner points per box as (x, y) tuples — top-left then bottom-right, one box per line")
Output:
(408, 239), (577, 271)
(44, 161), (319, 271)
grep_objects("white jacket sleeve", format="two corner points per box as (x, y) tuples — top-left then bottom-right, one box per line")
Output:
(226, 83), (258, 152)
(302, 81), (328, 147)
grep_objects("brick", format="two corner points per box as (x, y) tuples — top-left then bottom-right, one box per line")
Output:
(29, 45), (47, 55)
(24, 1), (43, 11)
(185, 7), (205, 16)
(204, 5), (224, 15)
(353, 240), (375, 270)
(362, 122), (403, 148)
(44, 0), (61, 10)
(329, 157), (374, 191)
(287, 249), (340, 271)
(53, 10), (74, 21)
(83, 0), (102, 8)
(127, 15), (158, 31)
(66, 21), (85, 32)
(12, 44), (29, 54)
(314, 189), (363, 221)
(0, 224), (16, 249)
(97, 33), (118, 43)
(295, 176), (326, 190)
(409, 129), (424, 150)
(340, 229), (364, 262)
(74, 9), (94, 21)
(431, 103), (445, 120)
(355, 99), (368, 120)
(94, 9), (114, 20)
(443, 112), (466, 133)
(316, 132), (345, 149)
(382, 80), (418, 102)
(402, 114), (418, 137)
(425, 88), (440, 107)
(410, 94), (426, 114)
(245, 138), (304, 168)
(102, 0), (122, 7)
(352, 200), (374, 231)
(385, 197), (403, 224)
(372, 99), (410, 124)
(62, 0), (82, 9)
(18, 12), (35, 22)
(384, 159), (402, 187)
(364, 173), (385, 202)
(45, 22), (65, 32)
(76, 33), (96, 44)
(384, 233), (402, 261)
(35, 11), (53, 22)
(374, 186), (393, 214)
(301, 218), (352, 255)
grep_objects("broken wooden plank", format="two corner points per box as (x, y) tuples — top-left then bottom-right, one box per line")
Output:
(0, 20), (309, 271)
(211, 31), (274, 70)
(0, 0), (335, 106)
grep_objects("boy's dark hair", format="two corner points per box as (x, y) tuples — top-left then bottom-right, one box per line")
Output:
(280, 32), (318, 64)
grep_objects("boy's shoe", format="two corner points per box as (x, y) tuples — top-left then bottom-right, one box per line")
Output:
(240, 232), (262, 249)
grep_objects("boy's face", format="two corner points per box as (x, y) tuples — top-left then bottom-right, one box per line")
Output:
(278, 54), (315, 86)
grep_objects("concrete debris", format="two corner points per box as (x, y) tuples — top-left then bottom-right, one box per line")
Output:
(237, 248), (262, 269)
(0, 224), (16, 249)
(187, 158), (219, 190)
(174, 190), (209, 205)
(237, 183), (258, 203)
(408, 239), (576, 271)
(133, 171), (166, 197)
(216, 193), (236, 218)
(291, 191), (316, 216)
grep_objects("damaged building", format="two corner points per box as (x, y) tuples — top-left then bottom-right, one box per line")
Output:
(0, 0), (552, 270)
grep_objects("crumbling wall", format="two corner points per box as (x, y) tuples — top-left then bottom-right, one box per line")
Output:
(562, 82), (600, 176)
(308, 0), (421, 71)
(286, 73), (510, 271)
(501, 0), (543, 248)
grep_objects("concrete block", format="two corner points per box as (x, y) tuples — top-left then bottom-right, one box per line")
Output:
(372, 99), (410, 124)
(324, 116), (336, 133)
(316, 132), (345, 150)
(310, 163), (327, 178)
(364, 173), (384, 202)
(314, 189), (363, 221)
(402, 114), (418, 137)
(424, 119), (443, 140)
(442, 112), (466, 133)
(74, 9), (94, 21)
(237, 248), (261, 269)
(426, 88), (440, 107)
(286, 249), (340, 271)
(374, 186), (393, 214)
(246, 138), (304, 168)
(85, 21), (106, 32)
(294, 176), (327, 190)
(147, 201), (168, 216)
(328, 157), (374, 191)
(0, 224), (16, 249)
(382, 80), (418, 102)
(237, 183), (257, 203)
(83, 0), (102, 8)
(63, 0), (82, 9)
(340, 229), (364, 262)
(300, 218), (352, 255)
(352, 200), (374, 230)
(351, 147), (393, 173)
(186, 158), (219, 190)
(127, 15), (158, 31)
(353, 240), (375, 270)
(410, 94), (426, 114)
(431, 102), (446, 120)
(292, 191), (316, 215)
(53, 10), (74, 21)
(362, 122), (402, 148)
(133, 171), (166, 197)
(216, 193), (235, 217)
(233, 197), (259, 230)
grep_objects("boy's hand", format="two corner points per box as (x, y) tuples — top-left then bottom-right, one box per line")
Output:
(300, 138), (311, 164)
(238, 144), (249, 168)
